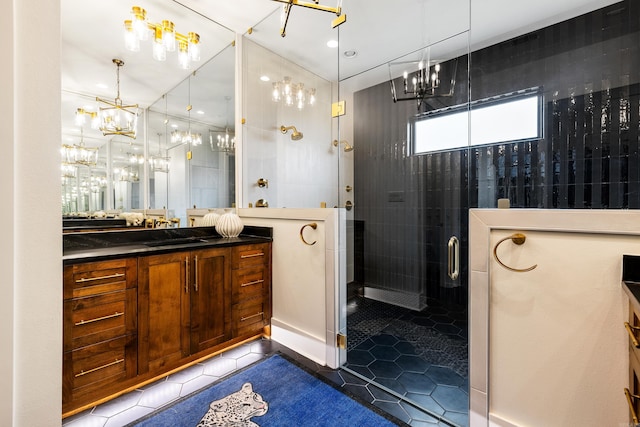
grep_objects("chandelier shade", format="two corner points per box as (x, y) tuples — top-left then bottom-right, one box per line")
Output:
(97, 59), (139, 139)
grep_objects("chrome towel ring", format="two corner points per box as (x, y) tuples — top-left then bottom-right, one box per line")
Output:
(493, 233), (537, 273)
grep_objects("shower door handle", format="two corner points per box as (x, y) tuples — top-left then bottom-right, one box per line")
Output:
(448, 236), (459, 280)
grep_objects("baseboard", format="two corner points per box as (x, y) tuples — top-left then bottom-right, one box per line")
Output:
(270, 319), (327, 366)
(363, 286), (427, 311)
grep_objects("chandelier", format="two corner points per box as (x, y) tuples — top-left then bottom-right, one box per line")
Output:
(128, 153), (145, 164)
(213, 129), (236, 153)
(124, 6), (201, 69)
(272, 0), (346, 37)
(150, 156), (170, 173)
(171, 129), (202, 145)
(272, 76), (316, 110)
(114, 166), (139, 182)
(61, 164), (76, 179)
(61, 127), (99, 167)
(97, 59), (139, 139)
(389, 55), (458, 111)
(151, 133), (170, 173)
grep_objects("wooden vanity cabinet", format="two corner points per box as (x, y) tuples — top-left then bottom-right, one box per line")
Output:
(137, 247), (232, 374)
(62, 258), (137, 412)
(63, 240), (271, 416)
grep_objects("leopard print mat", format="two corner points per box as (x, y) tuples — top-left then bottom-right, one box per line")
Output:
(196, 382), (268, 427)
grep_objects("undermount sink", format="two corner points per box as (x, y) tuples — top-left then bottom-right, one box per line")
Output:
(143, 237), (210, 247)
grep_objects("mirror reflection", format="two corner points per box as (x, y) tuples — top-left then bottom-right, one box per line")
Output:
(61, 25), (235, 226)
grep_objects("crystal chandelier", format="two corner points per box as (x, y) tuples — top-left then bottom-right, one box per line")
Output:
(124, 6), (201, 70)
(272, 76), (316, 110)
(97, 59), (139, 139)
(61, 127), (99, 167)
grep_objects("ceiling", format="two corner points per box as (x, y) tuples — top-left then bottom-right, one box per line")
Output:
(61, 0), (619, 152)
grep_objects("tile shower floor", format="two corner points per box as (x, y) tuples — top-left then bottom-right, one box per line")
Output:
(345, 293), (469, 427)
(62, 338), (456, 427)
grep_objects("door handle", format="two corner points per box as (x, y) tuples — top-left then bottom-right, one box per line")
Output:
(448, 236), (459, 280)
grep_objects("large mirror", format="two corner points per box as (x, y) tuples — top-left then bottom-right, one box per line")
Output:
(61, 0), (236, 222)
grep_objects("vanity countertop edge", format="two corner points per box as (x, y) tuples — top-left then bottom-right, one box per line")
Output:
(63, 225), (273, 264)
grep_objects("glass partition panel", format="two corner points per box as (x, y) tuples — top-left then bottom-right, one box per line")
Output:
(337, 1), (472, 424)
(241, 8), (338, 209)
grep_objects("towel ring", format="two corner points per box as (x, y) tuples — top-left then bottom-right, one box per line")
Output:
(300, 223), (317, 246)
(493, 233), (537, 273)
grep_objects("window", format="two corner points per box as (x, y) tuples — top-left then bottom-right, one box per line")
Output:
(411, 89), (542, 154)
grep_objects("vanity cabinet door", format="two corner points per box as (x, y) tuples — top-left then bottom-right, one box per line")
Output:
(190, 247), (232, 354)
(138, 251), (191, 374)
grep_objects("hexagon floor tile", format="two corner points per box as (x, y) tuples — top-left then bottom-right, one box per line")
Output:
(345, 294), (469, 427)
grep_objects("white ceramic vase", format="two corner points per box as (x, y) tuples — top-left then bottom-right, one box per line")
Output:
(215, 209), (244, 237)
(202, 212), (220, 227)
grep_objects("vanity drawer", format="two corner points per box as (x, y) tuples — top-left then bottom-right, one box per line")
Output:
(67, 291), (126, 349)
(232, 266), (269, 303)
(233, 298), (269, 337)
(63, 335), (136, 403)
(231, 243), (271, 269)
(64, 258), (137, 299)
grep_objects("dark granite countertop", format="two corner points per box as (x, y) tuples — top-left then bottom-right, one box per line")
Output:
(63, 225), (272, 264)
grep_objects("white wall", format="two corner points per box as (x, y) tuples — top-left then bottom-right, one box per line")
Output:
(469, 209), (640, 426)
(2, 1), (62, 425)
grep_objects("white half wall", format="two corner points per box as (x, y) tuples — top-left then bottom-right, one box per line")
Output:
(469, 209), (640, 427)
(239, 208), (346, 368)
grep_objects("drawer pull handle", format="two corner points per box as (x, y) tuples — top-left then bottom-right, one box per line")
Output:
(75, 312), (124, 326)
(240, 311), (264, 322)
(625, 388), (640, 425)
(241, 253), (264, 259)
(241, 279), (264, 287)
(625, 322), (640, 348)
(75, 358), (124, 378)
(75, 273), (125, 283)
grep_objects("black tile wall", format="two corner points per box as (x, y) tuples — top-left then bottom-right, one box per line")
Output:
(353, 0), (639, 305)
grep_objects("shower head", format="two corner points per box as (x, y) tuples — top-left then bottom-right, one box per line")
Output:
(332, 139), (354, 152)
(280, 125), (303, 141)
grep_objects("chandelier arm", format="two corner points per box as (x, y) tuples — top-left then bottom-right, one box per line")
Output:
(272, 0), (341, 15)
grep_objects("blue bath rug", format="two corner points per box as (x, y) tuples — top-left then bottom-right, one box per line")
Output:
(127, 353), (405, 426)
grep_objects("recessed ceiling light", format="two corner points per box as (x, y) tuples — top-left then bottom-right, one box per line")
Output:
(343, 50), (357, 58)
(197, 110), (205, 115)
(171, 124), (178, 128)
(326, 39), (339, 48)
(96, 83), (108, 89)
(260, 75), (270, 82)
